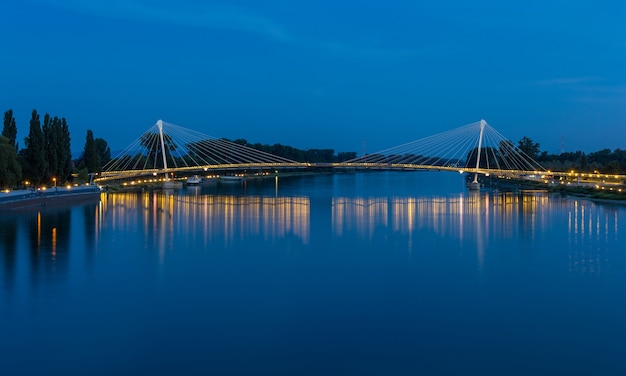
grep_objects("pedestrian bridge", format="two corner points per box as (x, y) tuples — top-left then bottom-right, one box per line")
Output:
(95, 119), (549, 184)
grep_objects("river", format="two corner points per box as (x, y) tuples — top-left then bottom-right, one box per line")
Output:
(1, 171), (625, 375)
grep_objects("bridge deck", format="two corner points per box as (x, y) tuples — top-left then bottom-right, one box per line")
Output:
(95, 162), (600, 183)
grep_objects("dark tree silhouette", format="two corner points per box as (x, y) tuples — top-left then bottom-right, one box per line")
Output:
(22, 110), (47, 184)
(94, 138), (111, 167)
(82, 130), (100, 173)
(518, 136), (540, 160)
(0, 136), (22, 188)
(2, 109), (18, 150)
(140, 132), (177, 169)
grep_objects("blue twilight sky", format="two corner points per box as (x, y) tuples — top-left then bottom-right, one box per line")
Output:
(1, 0), (626, 155)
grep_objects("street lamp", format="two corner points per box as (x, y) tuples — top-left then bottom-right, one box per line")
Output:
(53, 177), (57, 190)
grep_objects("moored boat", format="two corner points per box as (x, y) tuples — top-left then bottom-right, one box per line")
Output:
(186, 175), (202, 185)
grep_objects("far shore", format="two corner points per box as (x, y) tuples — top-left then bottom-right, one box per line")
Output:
(485, 176), (626, 203)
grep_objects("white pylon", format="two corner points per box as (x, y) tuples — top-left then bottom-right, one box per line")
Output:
(472, 119), (487, 184)
(156, 119), (169, 182)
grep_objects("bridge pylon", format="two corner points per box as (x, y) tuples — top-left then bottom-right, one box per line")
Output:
(472, 119), (487, 185)
(156, 119), (170, 182)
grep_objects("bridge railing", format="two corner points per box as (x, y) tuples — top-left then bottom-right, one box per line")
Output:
(95, 162), (312, 182)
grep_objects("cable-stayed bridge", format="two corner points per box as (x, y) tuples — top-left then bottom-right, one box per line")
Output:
(99, 120), (309, 182)
(335, 120), (545, 180)
(96, 119), (548, 184)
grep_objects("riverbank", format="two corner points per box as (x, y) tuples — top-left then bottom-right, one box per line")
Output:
(0, 185), (102, 212)
(485, 175), (626, 202)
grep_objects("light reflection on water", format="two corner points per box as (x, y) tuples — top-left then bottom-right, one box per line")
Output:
(567, 199), (620, 274)
(95, 185), (622, 275)
(2, 172), (626, 375)
(333, 192), (551, 240)
(1, 181), (622, 289)
(101, 191), (311, 256)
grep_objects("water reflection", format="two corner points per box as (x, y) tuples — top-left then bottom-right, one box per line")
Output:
(28, 210), (73, 284)
(332, 191), (621, 273)
(1, 183), (624, 294)
(332, 191), (555, 241)
(0, 217), (18, 294)
(567, 200), (620, 274)
(0, 208), (77, 296)
(100, 191), (311, 256)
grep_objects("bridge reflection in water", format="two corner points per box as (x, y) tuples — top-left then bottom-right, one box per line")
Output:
(0, 189), (622, 295)
(333, 193), (550, 239)
(100, 191), (311, 259)
(91, 189), (622, 274)
(568, 200), (620, 274)
(332, 191), (619, 273)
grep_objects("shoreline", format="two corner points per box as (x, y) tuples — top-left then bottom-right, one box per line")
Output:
(484, 176), (626, 203)
(559, 193), (626, 206)
(0, 185), (102, 212)
(4, 173), (625, 210)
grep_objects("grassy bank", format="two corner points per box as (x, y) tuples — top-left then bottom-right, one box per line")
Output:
(486, 176), (626, 201)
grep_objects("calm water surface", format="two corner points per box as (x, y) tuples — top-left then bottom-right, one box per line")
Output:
(1, 172), (625, 375)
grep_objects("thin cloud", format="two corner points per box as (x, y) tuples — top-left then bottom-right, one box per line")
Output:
(33, 0), (292, 43)
(533, 77), (600, 86)
(573, 84), (626, 100)
(531, 77), (626, 104)
(32, 0), (416, 60)
(317, 41), (419, 60)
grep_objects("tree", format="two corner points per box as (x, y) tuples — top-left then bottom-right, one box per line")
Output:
(2, 109), (18, 150)
(22, 110), (47, 185)
(466, 146), (500, 169)
(82, 130), (100, 173)
(336, 151), (357, 162)
(498, 140), (515, 159)
(0, 135), (22, 188)
(580, 153), (588, 171)
(305, 149), (335, 163)
(517, 136), (540, 160)
(588, 149), (612, 166)
(59, 118), (72, 181)
(1, 109), (20, 187)
(40, 115), (72, 183)
(42, 114), (59, 182)
(603, 160), (622, 174)
(94, 137), (111, 167)
(139, 132), (177, 169)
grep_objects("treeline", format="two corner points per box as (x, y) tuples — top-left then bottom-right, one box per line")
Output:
(537, 149), (626, 174)
(1, 109), (111, 188)
(465, 136), (626, 174)
(514, 136), (626, 173)
(231, 139), (357, 163)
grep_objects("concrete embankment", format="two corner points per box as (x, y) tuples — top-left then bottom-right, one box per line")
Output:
(0, 186), (102, 212)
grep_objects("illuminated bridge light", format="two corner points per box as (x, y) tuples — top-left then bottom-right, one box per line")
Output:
(97, 119), (550, 183)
